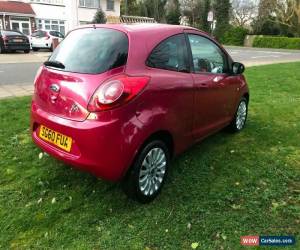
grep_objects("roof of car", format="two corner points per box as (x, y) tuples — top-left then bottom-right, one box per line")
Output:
(77, 23), (199, 34)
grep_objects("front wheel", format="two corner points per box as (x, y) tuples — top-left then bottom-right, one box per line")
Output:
(24, 49), (30, 54)
(228, 97), (248, 132)
(122, 140), (170, 203)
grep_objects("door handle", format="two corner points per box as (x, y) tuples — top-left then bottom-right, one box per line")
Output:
(199, 83), (209, 88)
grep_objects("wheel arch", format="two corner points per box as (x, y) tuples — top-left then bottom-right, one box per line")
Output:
(141, 130), (174, 159)
(122, 129), (175, 179)
(243, 92), (250, 103)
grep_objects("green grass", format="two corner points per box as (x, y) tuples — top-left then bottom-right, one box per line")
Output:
(0, 62), (299, 249)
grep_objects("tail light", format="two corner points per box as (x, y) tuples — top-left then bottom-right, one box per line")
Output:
(88, 75), (150, 112)
(3, 35), (8, 43)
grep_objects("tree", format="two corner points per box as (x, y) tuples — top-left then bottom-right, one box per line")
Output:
(201, 0), (211, 32)
(213, 0), (231, 40)
(121, 0), (139, 16)
(166, 0), (181, 24)
(252, 0), (277, 34)
(272, 0), (300, 36)
(92, 8), (107, 24)
(181, 0), (198, 26)
(137, 0), (167, 22)
(253, 0), (300, 37)
(231, 0), (258, 27)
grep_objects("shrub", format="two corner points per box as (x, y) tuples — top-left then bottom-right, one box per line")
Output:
(221, 26), (249, 46)
(92, 8), (107, 24)
(253, 36), (300, 49)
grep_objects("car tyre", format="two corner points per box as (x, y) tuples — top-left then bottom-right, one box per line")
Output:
(50, 44), (53, 52)
(0, 45), (3, 54)
(228, 97), (248, 132)
(122, 140), (170, 203)
(32, 48), (39, 52)
(24, 49), (30, 54)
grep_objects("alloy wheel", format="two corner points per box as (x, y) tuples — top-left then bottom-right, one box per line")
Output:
(138, 147), (167, 196)
(236, 100), (247, 130)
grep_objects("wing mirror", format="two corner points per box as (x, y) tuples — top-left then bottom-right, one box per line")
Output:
(232, 62), (245, 75)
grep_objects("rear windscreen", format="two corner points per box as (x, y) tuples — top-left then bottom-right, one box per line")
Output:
(2, 30), (23, 36)
(48, 28), (129, 74)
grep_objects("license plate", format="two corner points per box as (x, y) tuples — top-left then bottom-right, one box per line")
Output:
(39, 125), (72, 152)
(13, 39), (23, 42)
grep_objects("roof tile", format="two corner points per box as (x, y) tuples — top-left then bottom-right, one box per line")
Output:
(0, 1), (35, 15)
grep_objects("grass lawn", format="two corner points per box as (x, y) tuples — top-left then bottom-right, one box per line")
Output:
(0, 62), (299, 249)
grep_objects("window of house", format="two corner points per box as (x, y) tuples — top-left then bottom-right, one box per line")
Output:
(146, 34), (189, 73)
(79, 0), (100, 8)
(107, 0), (114, 10)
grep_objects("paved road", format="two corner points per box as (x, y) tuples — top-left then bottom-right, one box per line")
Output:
(0, 62), (41, 85)
(0, 47), (300, 94)
(226, 46), (300, 66)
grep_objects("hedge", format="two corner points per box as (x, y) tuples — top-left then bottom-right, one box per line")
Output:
(221, 26), (248, 46)
(253, 36), (300, 50)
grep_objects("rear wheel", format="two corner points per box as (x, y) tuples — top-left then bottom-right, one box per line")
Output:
(24, 49), (30, 54)
(0, 45), (3, 54)
(122, 140), (170, 203)
(228, 97), (248, 132)
(32, 48), (39, 52)
(50, 44), (53, 52)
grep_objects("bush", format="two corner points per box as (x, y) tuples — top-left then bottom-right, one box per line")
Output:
(92, 8), (107, 24)
(253, 36), (300, 49)
(221, 26), (249, 46)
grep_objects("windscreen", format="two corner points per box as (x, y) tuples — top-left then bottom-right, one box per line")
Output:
(48, 28), (128, 74)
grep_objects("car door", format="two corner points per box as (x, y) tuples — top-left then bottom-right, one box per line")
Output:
(186, 32), (238, 140)
(145, 33), (195, 152)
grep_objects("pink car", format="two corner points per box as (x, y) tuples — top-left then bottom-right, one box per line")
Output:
(31, 24), (249, 203)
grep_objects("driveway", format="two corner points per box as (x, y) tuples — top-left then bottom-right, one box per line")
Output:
(1, 47), (300, 99)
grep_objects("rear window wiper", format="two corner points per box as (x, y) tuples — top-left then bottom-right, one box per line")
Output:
(44, 60), (65, 69)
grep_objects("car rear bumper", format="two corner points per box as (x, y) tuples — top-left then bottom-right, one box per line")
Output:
(4, 43), (30, 51)
(31, 100), (140, 181)
(31, 42), (51, 48)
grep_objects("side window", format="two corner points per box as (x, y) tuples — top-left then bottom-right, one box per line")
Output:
(57, 32), (64, 38)
(147, 34), (189, 73)
(49, 31), (56, 37)
(188, 34), (227, 74)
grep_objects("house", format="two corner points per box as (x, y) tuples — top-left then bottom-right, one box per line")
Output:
(0, 1), (36, 35)
(0, 0), (120, 35)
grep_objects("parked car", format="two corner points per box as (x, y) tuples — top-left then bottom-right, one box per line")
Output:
(0, 30), (30, 53)
(31, 24), (249, 203)
(30, 30), (64, 51)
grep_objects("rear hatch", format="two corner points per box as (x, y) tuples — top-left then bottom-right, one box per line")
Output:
(34, 27), (128, 121)
(31, 30), (49, 45)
